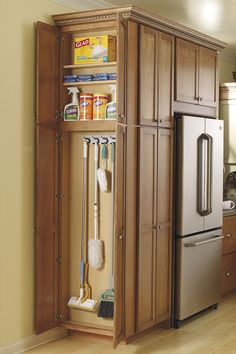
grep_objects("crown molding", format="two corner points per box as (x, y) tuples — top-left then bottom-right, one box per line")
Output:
(50, 0), (115, 11)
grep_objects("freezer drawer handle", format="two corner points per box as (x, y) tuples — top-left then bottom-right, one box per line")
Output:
(197, 133), (213, 216)
(184, 235), (223, 247)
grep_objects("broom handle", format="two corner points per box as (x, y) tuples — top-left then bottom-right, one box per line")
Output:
(110, 142), (115, 289)
(82, 141), (88, 260)
(94, 142), (99, 241)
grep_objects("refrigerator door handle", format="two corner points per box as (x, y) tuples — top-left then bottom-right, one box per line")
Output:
(184, 235), (223, 247)
(197, 133), (212, 216)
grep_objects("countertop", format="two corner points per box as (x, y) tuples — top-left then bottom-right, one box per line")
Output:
(223, 209), (236, 217)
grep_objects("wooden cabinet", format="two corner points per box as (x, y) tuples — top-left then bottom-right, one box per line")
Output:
(139, 26), (174, 128)
(137, 127), (172, 332)
(222, 215), (236, 296)
(219, 83), (236, 175)
(35, 5), (225, 346)
(175, 38), (218, 116)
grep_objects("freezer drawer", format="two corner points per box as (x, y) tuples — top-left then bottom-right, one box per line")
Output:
(176, 230), (222, 321)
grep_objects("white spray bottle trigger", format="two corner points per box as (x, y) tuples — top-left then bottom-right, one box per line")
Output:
(67, 87), (80, 105)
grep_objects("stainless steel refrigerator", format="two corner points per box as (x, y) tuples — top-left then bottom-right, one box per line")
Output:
(175, 115), (224, 325)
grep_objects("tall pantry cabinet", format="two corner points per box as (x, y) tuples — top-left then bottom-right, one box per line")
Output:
(35, 5), (226, 346)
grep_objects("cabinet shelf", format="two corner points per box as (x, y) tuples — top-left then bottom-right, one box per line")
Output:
(63, 62), (117, 69)
(63, 80), (116, 86)
(61, 320), (113, 337)
(61, 119), (116, 132)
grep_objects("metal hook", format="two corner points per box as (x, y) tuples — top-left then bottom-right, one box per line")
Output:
(102, 136), (109, 144)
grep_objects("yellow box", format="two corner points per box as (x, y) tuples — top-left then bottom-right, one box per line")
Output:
(74, 35), (116, 65)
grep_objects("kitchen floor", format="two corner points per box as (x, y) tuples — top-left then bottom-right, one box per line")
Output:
(25, 294), (236, 354)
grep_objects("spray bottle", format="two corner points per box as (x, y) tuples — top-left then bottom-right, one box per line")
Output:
(64, 87), (80, 121)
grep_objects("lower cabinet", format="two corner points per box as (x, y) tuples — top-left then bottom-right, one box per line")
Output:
(222, 215), (236, 295)
(137, 127), (173, 333)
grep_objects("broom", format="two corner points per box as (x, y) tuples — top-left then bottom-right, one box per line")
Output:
(67, 140), (97, 311)
(88, 141), (104, 269)
(97, 141), (115, 318)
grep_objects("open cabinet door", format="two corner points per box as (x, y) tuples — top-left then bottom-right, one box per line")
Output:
(113, 16), (126, 347)
(35, 22), (60, 333)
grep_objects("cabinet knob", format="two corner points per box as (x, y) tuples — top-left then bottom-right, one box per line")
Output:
(118, 234), (123, 240)
(226, 271), (231, 277)
(199, 97), (203, 101)
(226, 233), (232, 238)
(159, 119), (163, 124)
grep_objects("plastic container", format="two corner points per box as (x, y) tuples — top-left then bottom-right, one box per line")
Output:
(80, 93), (93, 120)
(93, 93), (108, 120)
(106, 101), (116, 120)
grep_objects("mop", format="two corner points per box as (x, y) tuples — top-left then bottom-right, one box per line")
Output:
(67, 140), (97, 311)
(97, 142), (115, 318)
(88, 142), (104, 269)
(97, 143), (108, 192)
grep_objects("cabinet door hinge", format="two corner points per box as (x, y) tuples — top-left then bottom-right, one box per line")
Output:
(56, 192), (63, 199)
(56, 111), (64, 120)
(56, 313), (63, 319)
(56, 34), (63, 42)
(56, 135), (64, 143)
(56, 256), (63, 263)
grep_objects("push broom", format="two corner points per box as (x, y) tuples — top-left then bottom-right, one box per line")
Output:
(97, 141), (115, 318)
(67, 140), (97, 311)
(88, 141), (104, 269)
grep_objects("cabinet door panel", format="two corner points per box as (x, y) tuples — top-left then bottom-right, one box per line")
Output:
(137, 128), (157, 332)
(35, 126), (59, 333)
(175, 38), (198, 104)
(158, 33), (174, 128)
(222, 252), (236, 295)
(139, 25), (156, 125)
(156, 129), (173, 321)
(222, 216), (236, 255)
(36, 22), (60, 126)
(199, 47), (218, 107)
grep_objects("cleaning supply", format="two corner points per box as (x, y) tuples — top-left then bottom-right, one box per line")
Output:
(98, 141), (116, 318)
(67, 141), (97, 312)
(80, 93), (93, 120)
(74, 35), (116, 65)
(64, 87), (80, 121)
(93, 93), (108, 120)
(97, 143), (108, 192)
(88, 142), (104, 269)
(106, 101), (116, 120)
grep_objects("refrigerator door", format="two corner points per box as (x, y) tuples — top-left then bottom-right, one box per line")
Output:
(175, 230), (222, 321)
(176, 116), (205, 235)
(204, 118), (223, 230)
(176, 116), (223, 236)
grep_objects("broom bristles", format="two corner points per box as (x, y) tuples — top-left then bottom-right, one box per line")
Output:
(97, 300), (114, 318)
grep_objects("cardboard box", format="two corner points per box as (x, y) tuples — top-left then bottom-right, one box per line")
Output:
(74, 35), (116, 65)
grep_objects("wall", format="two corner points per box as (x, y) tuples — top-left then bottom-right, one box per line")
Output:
(219, 55), (236, 83)
(0, 0), (74, 349)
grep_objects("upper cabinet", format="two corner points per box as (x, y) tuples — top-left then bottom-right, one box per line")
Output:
(175, 38), (218, 117)
(139, 25), (174, 128)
